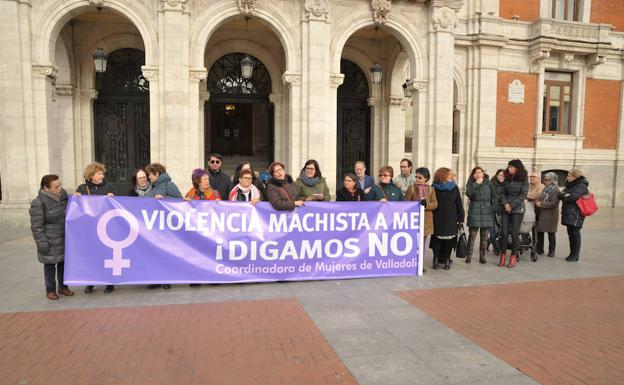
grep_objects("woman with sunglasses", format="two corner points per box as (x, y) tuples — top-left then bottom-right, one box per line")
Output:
(367, 166), (404, 201)
(430, 167), (464, 270)
(295, 159), (331, 201)
(266, 162), (304, 211)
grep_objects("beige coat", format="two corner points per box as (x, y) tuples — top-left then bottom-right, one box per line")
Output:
(405, 184), (438, 236)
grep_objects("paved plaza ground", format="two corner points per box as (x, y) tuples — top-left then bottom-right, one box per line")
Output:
(1, 209), (623, 385)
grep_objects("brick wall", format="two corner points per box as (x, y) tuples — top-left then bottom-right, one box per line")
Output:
(583, 79), (621, 149)
(500, 0), (540, 21)
(496, 72), (538, 148)
(591, 0), (624, 32)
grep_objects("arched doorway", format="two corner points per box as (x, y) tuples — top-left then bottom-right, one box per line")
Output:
(337, 59), (371, 185)
(205, 53), (273, 171)
(94, 48), (150, 195)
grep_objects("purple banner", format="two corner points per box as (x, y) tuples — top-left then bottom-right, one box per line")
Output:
(65, 196), (423, 285)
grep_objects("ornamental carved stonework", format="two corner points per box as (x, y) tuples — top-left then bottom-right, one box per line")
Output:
(32, 64), (58, 78)
(141, 66), (159, 80)
(282, 72), (302, 85)
(371, 0), (391, 25)
(304, 0), (330, 22)
(329, 74), (344, 88)
(239, 0), (256, 18)
(189, 68), (208, 81)
(432, 6), (457, 32)
(160, 0), (187, 10)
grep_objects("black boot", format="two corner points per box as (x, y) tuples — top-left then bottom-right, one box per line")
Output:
(547, 234), (556, 257)
(104, 285), (114, 293)
(432, 255), (439, 269)
(479, 249), (487, 264)
(443, 258), (451, 270)
(465, 254), (472, 264)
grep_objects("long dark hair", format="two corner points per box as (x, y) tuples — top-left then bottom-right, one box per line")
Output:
(301, 159), (322, 178)
(505, 159), (528, 182)
(131, 169), (147, 187)
(469, 166), (489, 182)
(233, 162), (257, 183)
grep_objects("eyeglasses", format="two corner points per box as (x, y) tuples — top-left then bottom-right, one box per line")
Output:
(400, 165), (410, 168)
(379, 173), (391, 177)
(240, 176), (252, 180)
(209, 159), (221, 164)
(305, 166), (316, 171)
(137, 176), (147, 180)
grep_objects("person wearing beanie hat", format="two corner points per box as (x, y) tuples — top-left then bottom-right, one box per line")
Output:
(185, 168), (220, 201)
(498, 159), (528, 268)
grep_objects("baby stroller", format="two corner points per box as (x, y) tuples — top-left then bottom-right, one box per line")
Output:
(494, 201), (538, 262)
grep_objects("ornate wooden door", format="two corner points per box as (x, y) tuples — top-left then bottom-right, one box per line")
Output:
(337, 59), (371, 185)
(94, 48), (149, 195)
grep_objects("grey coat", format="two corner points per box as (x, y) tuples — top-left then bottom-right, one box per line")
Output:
(535, 185), (560, 233)
(29, 189), (68, 264)
(147, 173), (182, 198)
(500, 178), (529, 214)
(465, 180), (496, 229)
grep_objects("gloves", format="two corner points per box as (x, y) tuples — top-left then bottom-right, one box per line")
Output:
(420, 199), (427, 208)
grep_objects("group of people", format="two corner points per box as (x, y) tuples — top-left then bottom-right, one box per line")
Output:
(30, 155), (591, 300)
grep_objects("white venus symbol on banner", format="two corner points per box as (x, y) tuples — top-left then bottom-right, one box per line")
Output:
(96, 209), (140, 276)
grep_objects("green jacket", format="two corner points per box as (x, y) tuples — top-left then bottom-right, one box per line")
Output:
(295, 177), (331, 201)
(367, 182), (404, 201)
(465, 180), (496, 228)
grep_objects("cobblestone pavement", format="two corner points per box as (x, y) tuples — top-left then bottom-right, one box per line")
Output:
(0, 209), (623, 384)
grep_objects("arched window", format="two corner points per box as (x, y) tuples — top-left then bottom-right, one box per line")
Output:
(95, 48), (148, 93)
(207, 53), (271, 98)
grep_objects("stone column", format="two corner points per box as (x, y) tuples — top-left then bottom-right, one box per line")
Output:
(157, 0), (191, 187)
(141, 66), (160, 162)
(189, 67), (207, 168)
(77, 89), (98, 182)
(301, 0), (334, 190)
(282, 72), (302, 174)
(269, 93), (283, 162)
(199, 90), (210, 166)
(426, 2), (460, 171)
(53, 85), (77, 184)
(410, 81), (428, 170)
(387, 95), (405, 169)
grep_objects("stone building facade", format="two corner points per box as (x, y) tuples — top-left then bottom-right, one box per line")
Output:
(1, 0), (623, 223)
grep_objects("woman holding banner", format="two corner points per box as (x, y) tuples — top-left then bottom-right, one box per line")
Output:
(186, 168), (220, 200)
(430, 167), (465, 270)
(128, 169), (152, 197)
(295, 159), (331, 201)
(75, 162), (115, 294)
(30, 175), (74, 300)
(229, 169), (261, 204)
(145, 163), (182, 289)
(405, 167), (438, 246)
(336, 173), (366, 201)
(266, 162), (304, 211)
(232, 161), (267, 200)
(367, 166), (404, 202)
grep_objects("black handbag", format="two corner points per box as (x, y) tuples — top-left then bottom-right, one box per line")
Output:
(455, 224), (468, 258)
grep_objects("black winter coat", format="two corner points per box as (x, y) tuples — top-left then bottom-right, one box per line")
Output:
(559, 176), (589, 228)
(432, 186), (465, 237)
(500, 178), (529, 214)
(76, 179), (114, 196)
(336, 187), (366, 201)
(29, 189), (68, 264)
(209, 170), (231, 202)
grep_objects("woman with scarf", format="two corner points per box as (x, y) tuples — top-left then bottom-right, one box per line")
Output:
(336, 173), (366, 201)
(30, 175), (74, 300)
(558, 168), (589, 262)
(535, 172), (560, 257)
(430, 167), (464, 270)
(128, 169), (152, 197)
(295, 159), (331, 201)
(266, 162), (304, 211)
(405, 167), (438, 247)
(464, 166), (496, 264)
(229, 168), (262, 204)
(498, 159), (529, 268)
(367, 166), (404, 201)
(185, 168), (220, 201)
(75, 162), (115, 294)
(232, 161), (267, 200)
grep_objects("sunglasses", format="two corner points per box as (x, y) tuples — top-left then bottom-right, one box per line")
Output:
(209, 160), (221, 164)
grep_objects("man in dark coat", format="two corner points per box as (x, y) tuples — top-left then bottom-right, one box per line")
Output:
(558, 169), (589, 262)
(207, 153), (231, 200)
